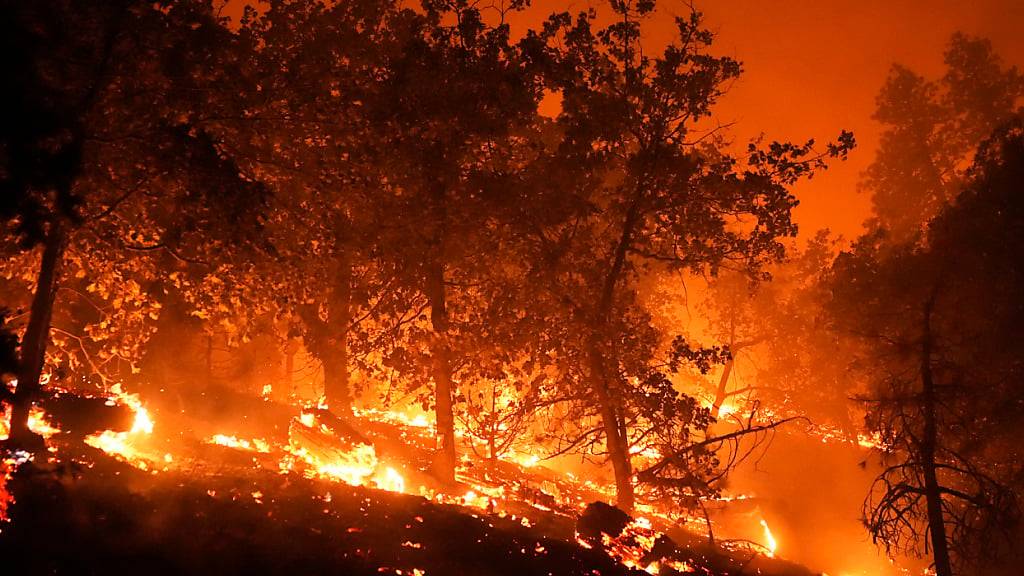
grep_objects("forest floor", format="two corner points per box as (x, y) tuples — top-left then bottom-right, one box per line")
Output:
(0, 391), (822, 576)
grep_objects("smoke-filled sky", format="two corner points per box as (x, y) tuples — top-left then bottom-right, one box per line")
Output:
(514, 0), (1024, 240)
(696, 0), (1024, 240)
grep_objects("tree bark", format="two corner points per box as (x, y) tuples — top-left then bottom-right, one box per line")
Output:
(299, 252), (354, 412)
(9, 219), (65, 447)
(323, 252), (353, 411)
(588, 195), (644, 512)
(589, 341), (635, 512)
(426, 258), (457, 483)
(919, 292), (953, 576)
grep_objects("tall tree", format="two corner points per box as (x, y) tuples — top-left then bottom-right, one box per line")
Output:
(525, 1), (852, 511)
(862, 33), (1022, 243)
(831, 117), (1024, 575)
(0, 0), (269, 446)
(363, 0), (542, 482)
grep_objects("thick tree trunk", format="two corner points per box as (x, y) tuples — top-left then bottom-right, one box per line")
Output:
(323, 253), (353, 411)
(300, 253), (353, 413)
(426, 259), (457, 483)
(919, 294), (953, 576)
(9, 220), (65, 447)
(589, 341), (635, 512)
(205, 333), (214, 386)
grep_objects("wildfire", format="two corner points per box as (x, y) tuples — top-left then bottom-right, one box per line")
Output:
(0, 404), (61, 441)
(0, 404), (9, 440)
(595, 516), (699, 574)
(354, 407), (433, 431)
(760, 518), (778, 557)
(83, 384), (165, 471)
(286, 410), (380, 486)
(375, 466), (406, 493)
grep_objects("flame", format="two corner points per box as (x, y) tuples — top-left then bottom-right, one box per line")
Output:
(207, 434), (271, 453)
(131, 406), (153, 435)
(511, 453), (540, 468)
(0, 404), (61, 441)
(354, 407), (433, 430)
(0, 404), (9, 440)
(84, 384), (162, 470)
(760, 518), (777, 557)
(27, 406), (61, 439)
(717, 401), (739, 417)
(286, 411), (379, 485)
(286, 443), (377, 485)
(375, 466), (405, 493)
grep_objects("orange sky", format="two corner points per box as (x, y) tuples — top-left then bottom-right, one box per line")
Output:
(675, 0), (1024, 239)
(511, 0), (1024, 239)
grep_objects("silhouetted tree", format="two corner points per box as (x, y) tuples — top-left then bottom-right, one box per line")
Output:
(832, 116), (1024, 576)
(360, 0), (542, 482)
(0, 0), (269, 446)
(523, 1), (852, 511)
(862, 33), (1022, 244)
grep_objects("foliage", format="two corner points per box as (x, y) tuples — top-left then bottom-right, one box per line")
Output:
(831, 117), (1024, 575)
(862, 33), (1023, 243)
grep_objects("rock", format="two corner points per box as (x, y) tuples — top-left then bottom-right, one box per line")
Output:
(576, 501), (632, 544)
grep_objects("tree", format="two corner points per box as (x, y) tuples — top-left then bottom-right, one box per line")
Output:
(831, 116), (1024, 575)
(0, 0), (270, 446)
(521, 1), (852, 512)
(862, 33), (1022, 244)
(358, 0), (543, 482)
(234, 0), (407, 411)
(698, 231), (860, 432)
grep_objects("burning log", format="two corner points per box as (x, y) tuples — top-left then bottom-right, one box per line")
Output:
(38, 392), (134, 440)
(307, 407), (372, 448)
(287, 411), (379, 486)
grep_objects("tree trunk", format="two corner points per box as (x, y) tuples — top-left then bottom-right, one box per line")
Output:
(587, 195), (644, 512)
(205, 333), (214, 386)
(919, 293), (953, 576)
(323, 253), (353, 412)
(426, 259), (457, 483)
(284, 338), (297, 396)
(299, 252), (354, 413)
(9, 219), (65, 447)
(710, 358), (734, 420)
(590, 341), (635, 512)
(321, 352), (350, 410)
